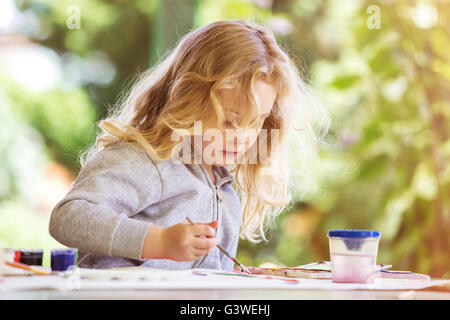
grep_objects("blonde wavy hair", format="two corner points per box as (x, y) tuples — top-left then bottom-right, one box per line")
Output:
(80, 19), (329, 243)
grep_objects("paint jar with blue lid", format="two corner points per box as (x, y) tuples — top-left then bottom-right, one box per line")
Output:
(51, 248), (78, 271)
(19, 249), (43, 266)
(327, 229), (381, 283)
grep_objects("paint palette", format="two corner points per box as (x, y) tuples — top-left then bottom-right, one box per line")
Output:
(235, 261), (392, 279)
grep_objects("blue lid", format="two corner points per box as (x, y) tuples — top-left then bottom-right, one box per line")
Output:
(51, 249), (76, 256)
(328, 229), (380, 238)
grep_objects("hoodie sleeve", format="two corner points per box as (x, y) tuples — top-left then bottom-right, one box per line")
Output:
(49, 141), (162, 260)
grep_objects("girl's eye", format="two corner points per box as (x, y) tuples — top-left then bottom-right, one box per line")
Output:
(223, 116), (266, 129)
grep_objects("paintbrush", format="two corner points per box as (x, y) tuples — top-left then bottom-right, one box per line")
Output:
(185, 217), (252, 274)
(4, 261), (51, 276)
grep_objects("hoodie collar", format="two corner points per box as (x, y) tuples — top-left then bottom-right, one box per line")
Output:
(174, 137), (235, 188)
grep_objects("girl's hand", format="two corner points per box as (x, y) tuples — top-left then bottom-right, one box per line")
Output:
(142, 221), (219, 261)
(163, 221), (219, 262)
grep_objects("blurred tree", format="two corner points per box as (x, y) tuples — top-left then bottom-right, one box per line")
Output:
(0, 75), (97, 173)
(150, 0), (197, 64)
(307, 0), (450, 277)
(17, 0), (154, 117)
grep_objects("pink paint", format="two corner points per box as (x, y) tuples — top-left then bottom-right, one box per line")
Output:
(330, 253), (376, 283)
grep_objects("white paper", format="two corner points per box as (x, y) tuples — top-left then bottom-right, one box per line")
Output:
(1, 267), (448, 292)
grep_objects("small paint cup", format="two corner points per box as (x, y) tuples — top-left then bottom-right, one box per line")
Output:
(19, 249), (43, 266)
(327, 229), (381, 283)
(51, 248), (78, 271)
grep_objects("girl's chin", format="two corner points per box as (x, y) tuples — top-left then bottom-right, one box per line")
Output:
(213, 156), (238, 166)
(202, 151), (242, 165)
(213, 160), (235, 166)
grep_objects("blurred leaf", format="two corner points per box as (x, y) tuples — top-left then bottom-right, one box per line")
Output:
(430, 30), (450, 61)
(378, 189), (415, 241)
(368, 47), (399, 78)
(411, 162), (437, 201)
(330, 74), (360, 89)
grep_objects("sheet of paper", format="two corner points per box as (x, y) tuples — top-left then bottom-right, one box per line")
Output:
(1, 267), (449, 292)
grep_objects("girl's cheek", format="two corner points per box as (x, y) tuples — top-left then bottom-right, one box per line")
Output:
(202, 136), (222, 157)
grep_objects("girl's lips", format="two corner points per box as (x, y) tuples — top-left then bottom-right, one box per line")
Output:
(222, 150), (238, 157)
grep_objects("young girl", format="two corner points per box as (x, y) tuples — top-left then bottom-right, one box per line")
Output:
(49, 19), (328, 270)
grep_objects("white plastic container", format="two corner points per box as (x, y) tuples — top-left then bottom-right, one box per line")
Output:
(327, 229), (381, 283)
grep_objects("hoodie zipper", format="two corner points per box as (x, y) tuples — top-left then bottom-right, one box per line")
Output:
(192, 167), (219, 268)
(192, 189), (218, 269)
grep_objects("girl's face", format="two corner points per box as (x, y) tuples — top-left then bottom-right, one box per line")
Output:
(195, 80), (277, 166)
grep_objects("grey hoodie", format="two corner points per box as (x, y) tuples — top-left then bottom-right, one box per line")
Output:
(49, 140), (243, 271)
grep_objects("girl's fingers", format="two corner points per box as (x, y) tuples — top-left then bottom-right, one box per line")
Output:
(193, 248), (211, 258)
(196, 221), (218, 229)
(208, 221), (219, 229)
(192, 224), (216, 238)
(192, 237), (218, 250)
